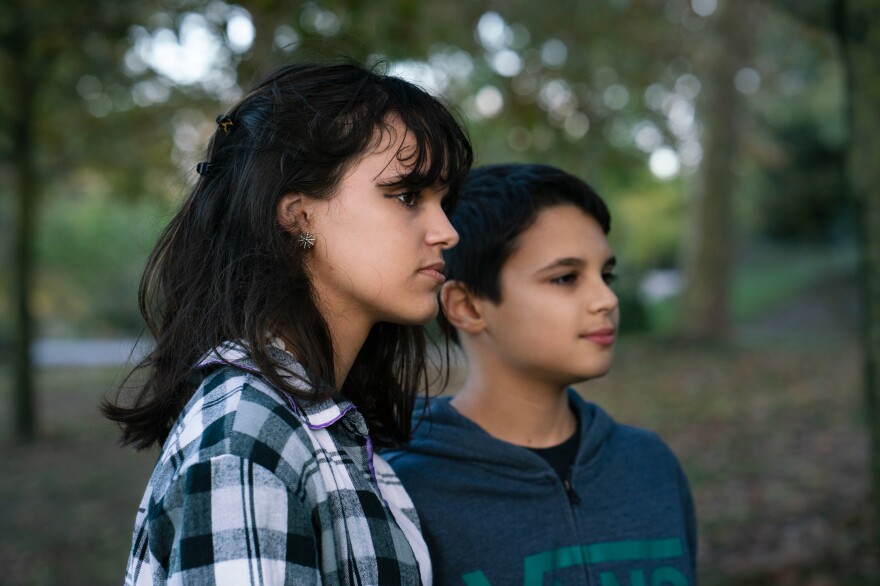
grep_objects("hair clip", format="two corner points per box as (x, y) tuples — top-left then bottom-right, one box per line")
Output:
(216, 114), (234, 134)
(196, 161), (212, 176)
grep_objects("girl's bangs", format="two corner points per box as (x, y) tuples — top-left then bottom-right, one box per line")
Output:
(394, 107), (471, 209)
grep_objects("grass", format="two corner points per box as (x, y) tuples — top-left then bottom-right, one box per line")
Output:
(646, 243), (857, 334)
(0, 366), (155, 585)
(0, 253), (873, 585)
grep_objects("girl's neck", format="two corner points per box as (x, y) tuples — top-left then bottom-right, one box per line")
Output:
(280, 312), (373, 389)
(326, 313), (373, 388)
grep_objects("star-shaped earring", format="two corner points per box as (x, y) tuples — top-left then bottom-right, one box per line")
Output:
(297, 231), (316, 249)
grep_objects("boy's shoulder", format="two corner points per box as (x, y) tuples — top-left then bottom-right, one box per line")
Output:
(385, 391), (683, 471)
(606, 420), (683, 465)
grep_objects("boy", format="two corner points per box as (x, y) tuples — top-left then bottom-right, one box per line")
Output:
(385, 164), (697, 585)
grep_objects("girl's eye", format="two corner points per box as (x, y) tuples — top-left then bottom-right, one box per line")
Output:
(551, 273), (578, 285)
(392, 192), (420, 208)
(602, 272), (618, 286)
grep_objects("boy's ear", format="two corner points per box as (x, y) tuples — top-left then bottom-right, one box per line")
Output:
(440, 280), (486, 335)
(277, 192), (307, 233)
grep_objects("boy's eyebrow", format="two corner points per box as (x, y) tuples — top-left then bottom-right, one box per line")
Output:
(537, 257), (585, 273)
(537, 255), (618, 273)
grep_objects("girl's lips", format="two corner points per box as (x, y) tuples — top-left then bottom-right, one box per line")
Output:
(418, 267), (446, 284)
(418, 262), (446, 284)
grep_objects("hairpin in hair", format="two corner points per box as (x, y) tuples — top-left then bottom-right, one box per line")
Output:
(196, 161), (212, 177)
(216, 114), (234, 134)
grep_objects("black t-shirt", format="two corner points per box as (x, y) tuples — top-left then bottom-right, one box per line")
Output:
(527, 414), (581, 480)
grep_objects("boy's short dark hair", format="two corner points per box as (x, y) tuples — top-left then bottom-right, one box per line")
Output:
(443, 163), (611, 301)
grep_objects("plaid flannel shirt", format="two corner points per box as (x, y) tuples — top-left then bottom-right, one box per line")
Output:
(124, 342), (430, 585)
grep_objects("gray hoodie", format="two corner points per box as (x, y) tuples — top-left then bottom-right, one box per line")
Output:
(385, 390), (697, 586)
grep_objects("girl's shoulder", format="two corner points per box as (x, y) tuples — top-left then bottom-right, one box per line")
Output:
(154, 364), (310, 487)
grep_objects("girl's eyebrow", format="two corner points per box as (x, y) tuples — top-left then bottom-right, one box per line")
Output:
(375, 175), (411, 188)
(376, 173), (447, 191)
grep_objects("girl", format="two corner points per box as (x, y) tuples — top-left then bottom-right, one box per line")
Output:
(103, 61), (472, 585)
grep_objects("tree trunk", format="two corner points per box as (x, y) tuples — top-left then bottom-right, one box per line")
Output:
(681, 1), (746, 340)
(10, 20), (37, 442)
(842, 0), (880, 566)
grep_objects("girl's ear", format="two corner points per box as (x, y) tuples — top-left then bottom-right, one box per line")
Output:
(440, 280), (486, 335)
(277, 192), (306, 234)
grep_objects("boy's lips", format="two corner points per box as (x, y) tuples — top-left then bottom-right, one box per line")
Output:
(581, 327), (616, 346)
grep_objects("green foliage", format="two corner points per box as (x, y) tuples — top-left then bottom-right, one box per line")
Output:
(34, 188), (173, 337)
(735, 7), (850, 244)
(752, 115), (850, 243)
(609, 178), (686, 270)
(616, 286), (651, 335)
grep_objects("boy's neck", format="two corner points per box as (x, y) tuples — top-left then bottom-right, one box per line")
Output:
(451, 369), (577, 448)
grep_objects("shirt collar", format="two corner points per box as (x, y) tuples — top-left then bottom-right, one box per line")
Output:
(196, 340), (360, 431)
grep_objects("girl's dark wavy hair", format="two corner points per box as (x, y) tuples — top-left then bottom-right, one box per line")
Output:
(102, 60), (473, 450)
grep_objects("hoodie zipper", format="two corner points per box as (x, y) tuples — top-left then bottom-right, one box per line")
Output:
(563, 468), (581, 505)
(561, 467), (592, 585)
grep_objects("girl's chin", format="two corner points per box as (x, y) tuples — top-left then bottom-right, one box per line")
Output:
(388, 305), (439, 327)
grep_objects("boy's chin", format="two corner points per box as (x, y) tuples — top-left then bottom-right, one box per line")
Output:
(568, 366), (613, 385)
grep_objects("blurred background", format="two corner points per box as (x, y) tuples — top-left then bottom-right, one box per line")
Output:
(0, 0), (876, 584)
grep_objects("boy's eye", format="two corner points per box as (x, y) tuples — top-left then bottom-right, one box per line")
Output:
(391, 191), (420, 208)
(602, 272), (618, 285)
(551, 273), (578, 285)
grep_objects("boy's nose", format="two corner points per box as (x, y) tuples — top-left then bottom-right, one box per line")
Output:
(591, 282), (619, 315)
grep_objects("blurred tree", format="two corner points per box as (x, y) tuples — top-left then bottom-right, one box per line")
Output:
(2, 0), (38, 441)
(770, 0), (880, 566)
(0, 0), (165, 441)
(840, 0), (880, 566)
(681, 0), (749, 340)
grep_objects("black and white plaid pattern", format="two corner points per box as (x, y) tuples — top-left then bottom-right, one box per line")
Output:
(124, 342), (430, 585)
